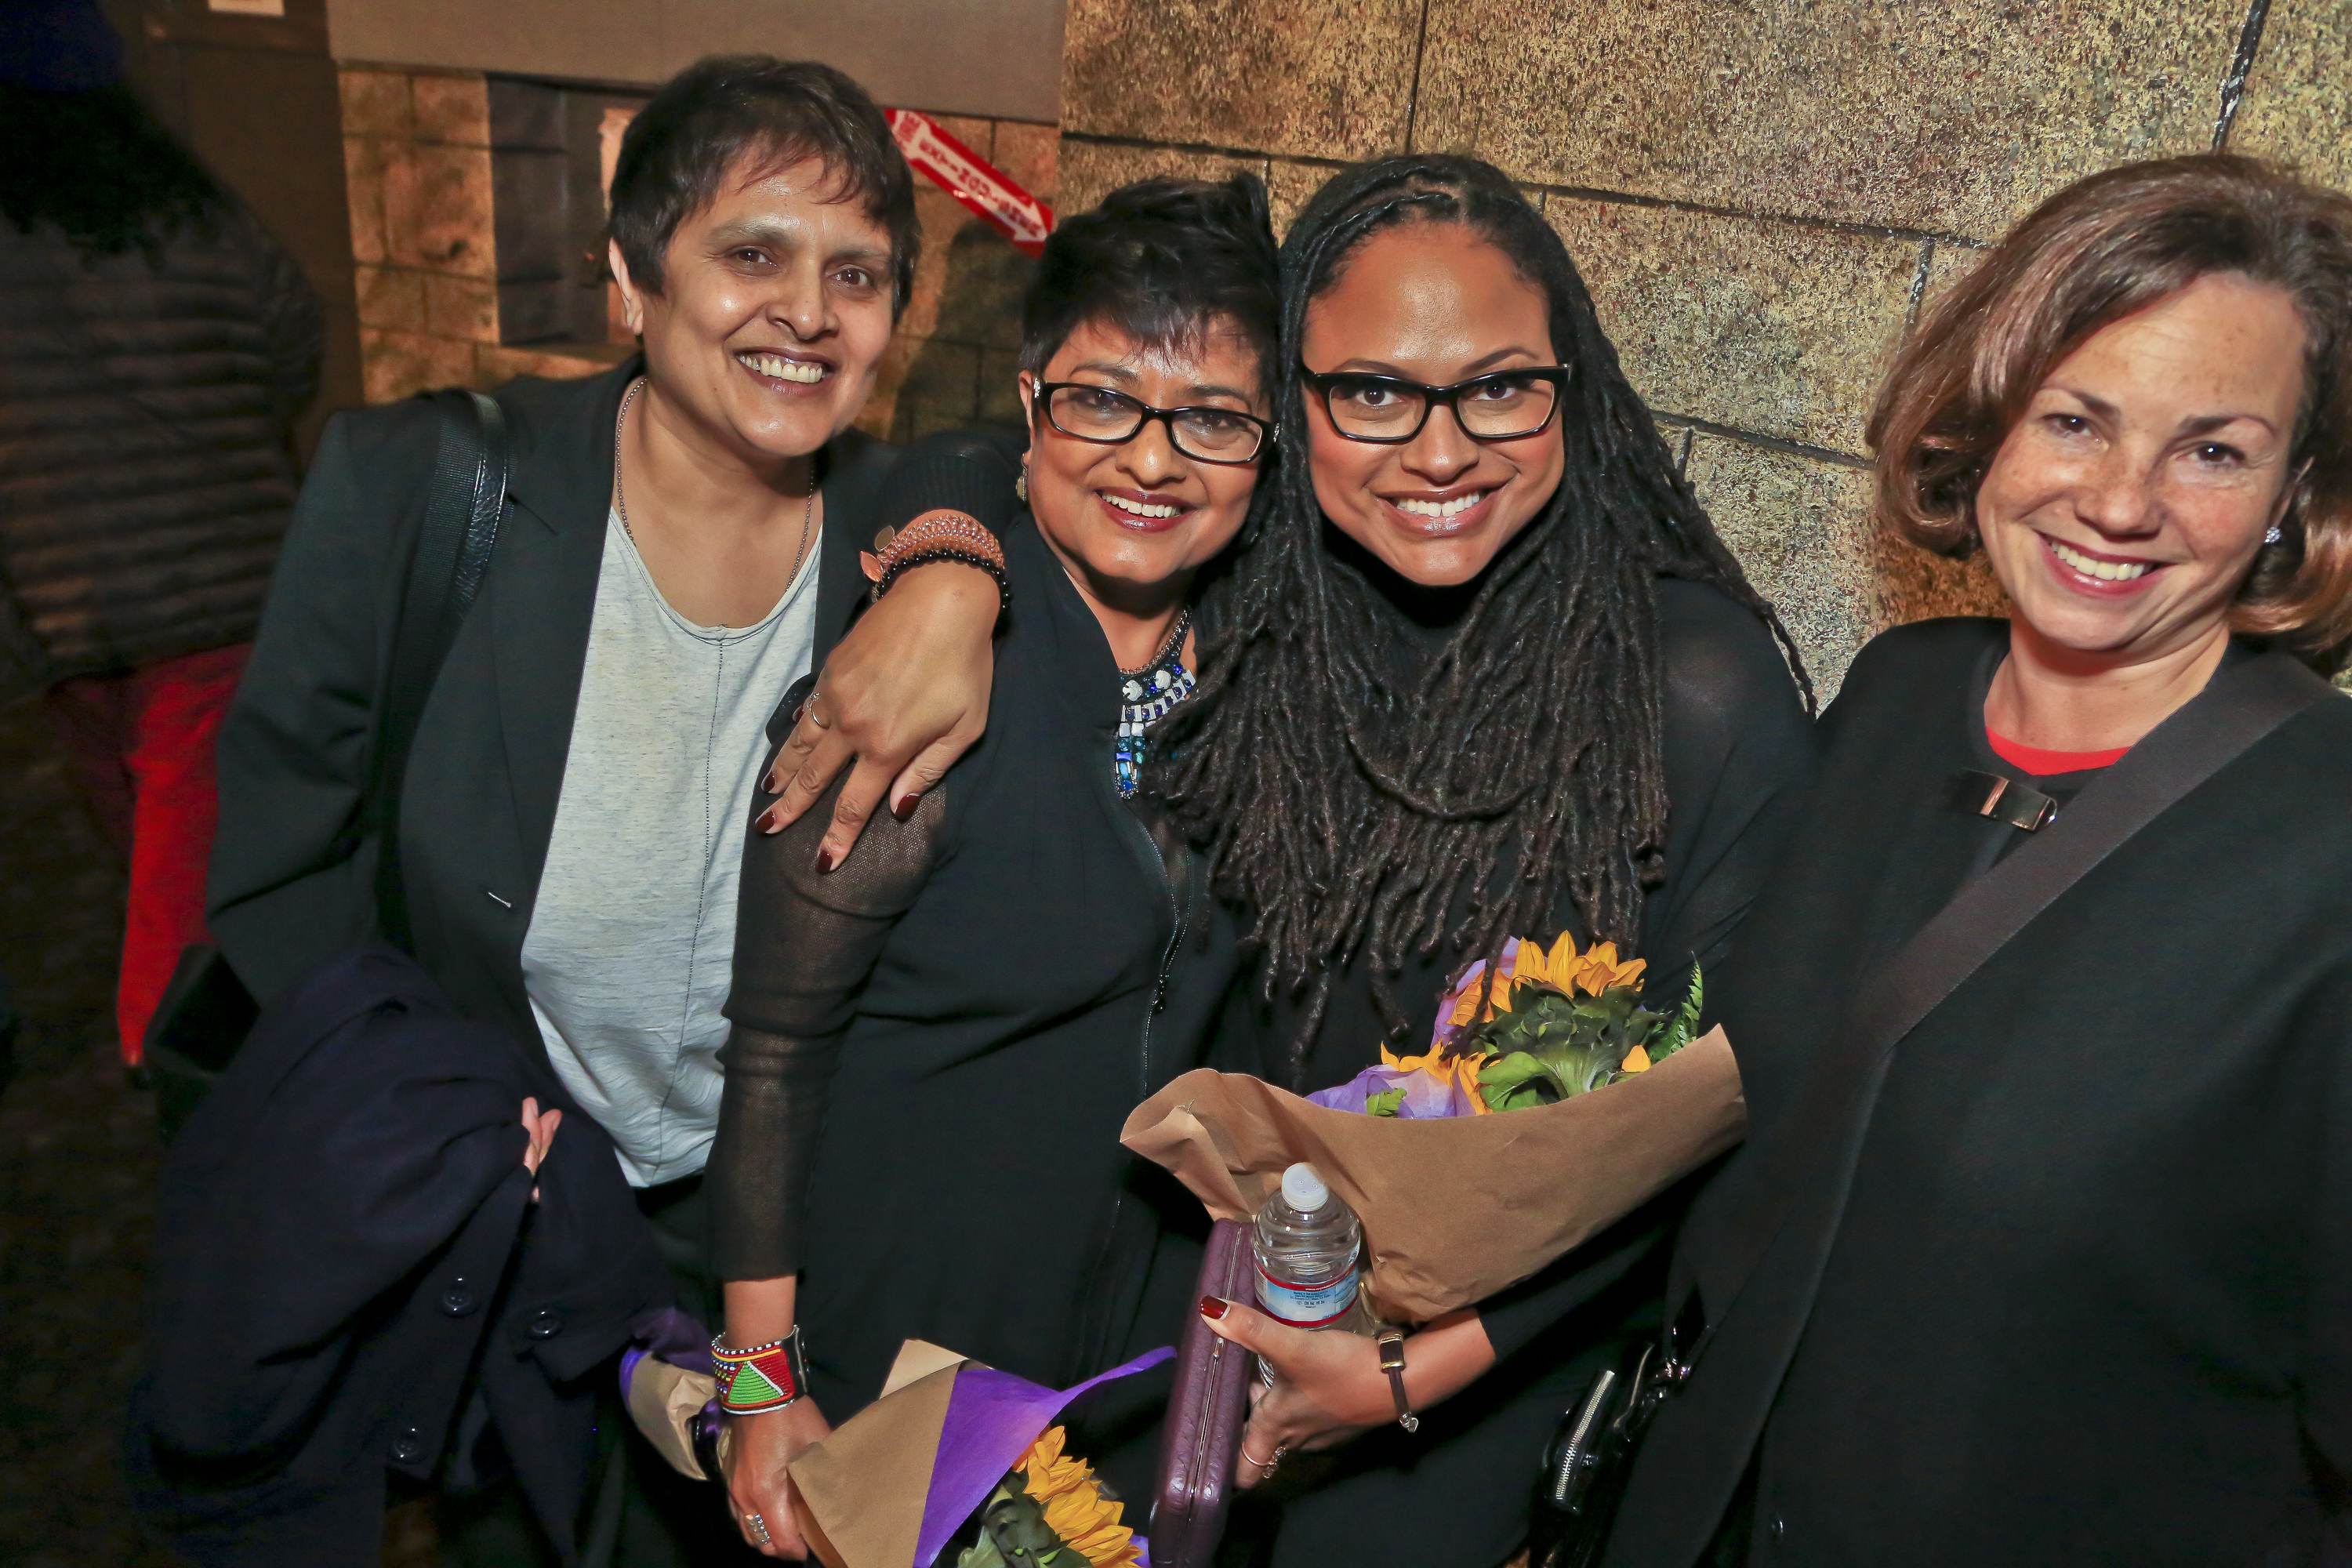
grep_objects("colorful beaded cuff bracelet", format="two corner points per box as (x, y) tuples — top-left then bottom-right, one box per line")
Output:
(712, 1328), (811, 1416)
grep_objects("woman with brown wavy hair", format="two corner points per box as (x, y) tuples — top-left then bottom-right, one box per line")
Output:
(1599, 153), (2352, 1566)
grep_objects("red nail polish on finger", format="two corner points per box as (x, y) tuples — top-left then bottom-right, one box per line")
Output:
(1199, 1295), (1229, 1320)
(814, 847), (837, 874)
(891, 794), (917, 822)
(757, 808), (778, 834)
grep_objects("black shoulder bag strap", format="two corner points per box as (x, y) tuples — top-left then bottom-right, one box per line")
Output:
(370, 388), (508, 949)
(1691, 647), (2332, 1336)
(1610, 648), (2336, 1565)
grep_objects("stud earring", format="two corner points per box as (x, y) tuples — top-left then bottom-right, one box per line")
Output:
(2265, 522), (2285, 546)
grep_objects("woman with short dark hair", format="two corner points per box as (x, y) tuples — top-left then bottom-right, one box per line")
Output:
(706, 172), (1281, 1558)
(208, 53), (1005, 1565)
(1600, 153), (2352, 1566)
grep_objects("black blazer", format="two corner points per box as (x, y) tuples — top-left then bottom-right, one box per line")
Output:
(125, 944), (673, 1567)
(207, 360), (895, 1062)
(1603, 619), (2352, 1566)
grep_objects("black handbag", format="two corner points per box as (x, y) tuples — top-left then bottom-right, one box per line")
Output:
(146, 388), (509, 1141)
(1527, 647), (2339, 1567)
(1529, 1316), (1698, 1568)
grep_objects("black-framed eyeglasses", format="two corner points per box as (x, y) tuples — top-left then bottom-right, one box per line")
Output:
(1032, 381), (1276, 465)
(1298, 364), (1571, 444)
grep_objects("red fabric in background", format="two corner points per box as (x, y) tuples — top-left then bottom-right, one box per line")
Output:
(44, 643), (249, 1064)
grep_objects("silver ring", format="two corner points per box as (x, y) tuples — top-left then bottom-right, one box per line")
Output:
(745, 1511), (771, 1545)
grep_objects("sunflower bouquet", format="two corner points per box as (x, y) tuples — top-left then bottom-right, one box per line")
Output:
(1311, 933), (1707, 1120)
(1123, 933), (1744, 1326)
(782, 1341), (1168, 1568)
(953, 1425), (1138, 1568)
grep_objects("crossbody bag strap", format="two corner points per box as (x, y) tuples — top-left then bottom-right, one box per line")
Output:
(1679, 648), (2336, 1351)
(371, 387), (509, 949)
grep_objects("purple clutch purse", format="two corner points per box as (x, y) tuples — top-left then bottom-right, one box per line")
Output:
(1150, 1218), (1257, 1566)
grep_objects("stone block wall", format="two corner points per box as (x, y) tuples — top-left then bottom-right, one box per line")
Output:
(336, 64), (1057, 444)
(873, 116), (1060, 441)
(1057, 0), (2352, 688)
(339, 67), (597, 401)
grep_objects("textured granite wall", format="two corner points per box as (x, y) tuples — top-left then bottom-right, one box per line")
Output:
(1057, 0), (2352, 688)
(337, 65), (1057, 445)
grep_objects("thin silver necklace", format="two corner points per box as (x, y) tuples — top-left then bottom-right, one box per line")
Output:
(612, 377), (817, 619)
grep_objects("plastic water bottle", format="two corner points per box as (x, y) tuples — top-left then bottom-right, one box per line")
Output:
(1252, 1162), (1362, 1330)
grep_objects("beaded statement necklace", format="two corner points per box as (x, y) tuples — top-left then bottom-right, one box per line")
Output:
(1115, 608), (1196, 798)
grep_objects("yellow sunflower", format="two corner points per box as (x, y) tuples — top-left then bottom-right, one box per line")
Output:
(1512, 932), (1586, 993)
(1014, 1427), (1142, 1568)
(1570, 940), (1647, 996)
(1379, 1042), (1494, 1113)
(1444, 935), (1554, 1028)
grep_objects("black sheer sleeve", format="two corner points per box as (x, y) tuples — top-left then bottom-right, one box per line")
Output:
(707, 764), (949, 1282)
(1475, 579), (1819, 1362)
(877, 428), (1026, 540)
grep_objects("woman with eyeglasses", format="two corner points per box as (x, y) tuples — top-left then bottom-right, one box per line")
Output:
(764, 153), (1818, 1566)
(1167, 152), (1817, 1568)
(702, 175), (1277, 1559)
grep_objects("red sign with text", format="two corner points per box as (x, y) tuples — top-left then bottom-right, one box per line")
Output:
(886, 109), (1055, 257)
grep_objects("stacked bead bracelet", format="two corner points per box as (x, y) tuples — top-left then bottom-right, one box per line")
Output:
(712, 1327), (811, 1416)
(862, 509), (1011, 615)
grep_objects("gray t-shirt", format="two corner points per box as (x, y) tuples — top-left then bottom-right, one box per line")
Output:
(521, 512), (818, 1186)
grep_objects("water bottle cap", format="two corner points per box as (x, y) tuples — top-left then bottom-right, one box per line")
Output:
(1280, 1162), (1330, 1212)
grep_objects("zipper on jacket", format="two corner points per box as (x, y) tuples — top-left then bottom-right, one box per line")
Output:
(1069, 786), (1189, 1382)
(1136, 818), (1189, 1073)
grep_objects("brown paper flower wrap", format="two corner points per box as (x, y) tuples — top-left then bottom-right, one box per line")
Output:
(786, 1339), (1167, 1568)
(1118, 1024), (1743, 1325)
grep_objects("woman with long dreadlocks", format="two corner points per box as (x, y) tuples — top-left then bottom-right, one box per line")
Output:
(766, 152), (1817, 1566)
(1175, 154), (1817, 1568)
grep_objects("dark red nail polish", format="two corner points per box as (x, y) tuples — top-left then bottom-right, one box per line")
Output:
(891, 794), (917, 822)
(1199, 1295), (1229, 1320)
(757, 808), (777, 834)
(815, 847), (837, 874)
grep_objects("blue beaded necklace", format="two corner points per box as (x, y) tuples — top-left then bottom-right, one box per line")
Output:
(1114, 608), (1196, 798)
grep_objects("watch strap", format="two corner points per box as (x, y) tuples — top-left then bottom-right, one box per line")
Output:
(1376, 1327), (1419, 1433)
